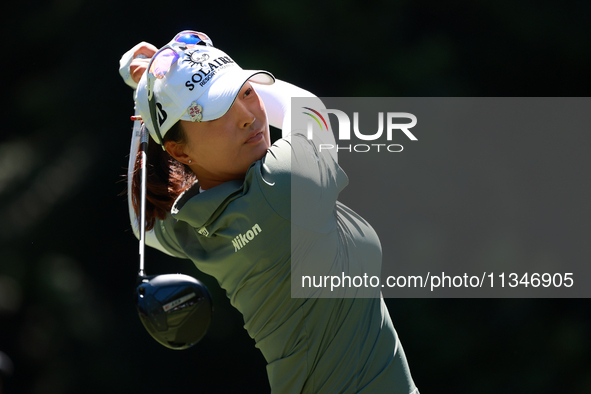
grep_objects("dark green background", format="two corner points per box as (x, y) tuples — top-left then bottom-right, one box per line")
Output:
(1, 0), (590, 393)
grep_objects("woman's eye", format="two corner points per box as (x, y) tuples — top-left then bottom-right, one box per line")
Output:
(243, 87), (253, 98)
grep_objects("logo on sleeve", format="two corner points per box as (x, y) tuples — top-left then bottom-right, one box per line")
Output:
(232, 224), (262, 253)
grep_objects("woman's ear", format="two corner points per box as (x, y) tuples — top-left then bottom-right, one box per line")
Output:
(164, 140), (191, 165)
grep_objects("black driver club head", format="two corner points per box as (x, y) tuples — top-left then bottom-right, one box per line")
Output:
(136, 274), (213, 350)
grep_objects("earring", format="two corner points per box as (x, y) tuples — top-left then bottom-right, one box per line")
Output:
(188, 160), (192, 164)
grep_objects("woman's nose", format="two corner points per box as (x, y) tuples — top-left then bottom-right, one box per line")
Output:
(236, 102), (256, 129)
(243, 117), (256, 129)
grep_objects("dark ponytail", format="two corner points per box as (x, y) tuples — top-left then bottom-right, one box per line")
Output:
(130, 121), (197, 231)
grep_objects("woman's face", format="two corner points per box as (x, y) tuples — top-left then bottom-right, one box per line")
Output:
(170, 82), (271, 188)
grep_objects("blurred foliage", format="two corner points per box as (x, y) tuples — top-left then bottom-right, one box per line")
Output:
(1, 0), (590, 393)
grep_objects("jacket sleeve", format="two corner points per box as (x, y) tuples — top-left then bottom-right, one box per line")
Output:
(254, 79), (338, 164)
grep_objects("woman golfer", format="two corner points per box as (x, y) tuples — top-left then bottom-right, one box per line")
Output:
(120, 30), (419, 394)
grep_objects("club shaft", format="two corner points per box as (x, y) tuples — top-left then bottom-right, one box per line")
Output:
(139, 125), (148, 277)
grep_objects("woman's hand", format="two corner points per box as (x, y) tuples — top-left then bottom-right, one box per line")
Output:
(129, 42), (158, 84)
(119, 41), (158, 88)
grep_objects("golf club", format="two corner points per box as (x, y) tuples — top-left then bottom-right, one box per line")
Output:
(135, 123), (213, 350)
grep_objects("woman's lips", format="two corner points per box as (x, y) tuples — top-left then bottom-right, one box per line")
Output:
(246, 130), (264, 144)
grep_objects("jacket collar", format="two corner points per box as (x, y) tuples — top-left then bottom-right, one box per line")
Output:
(171, 177), (248, 228)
